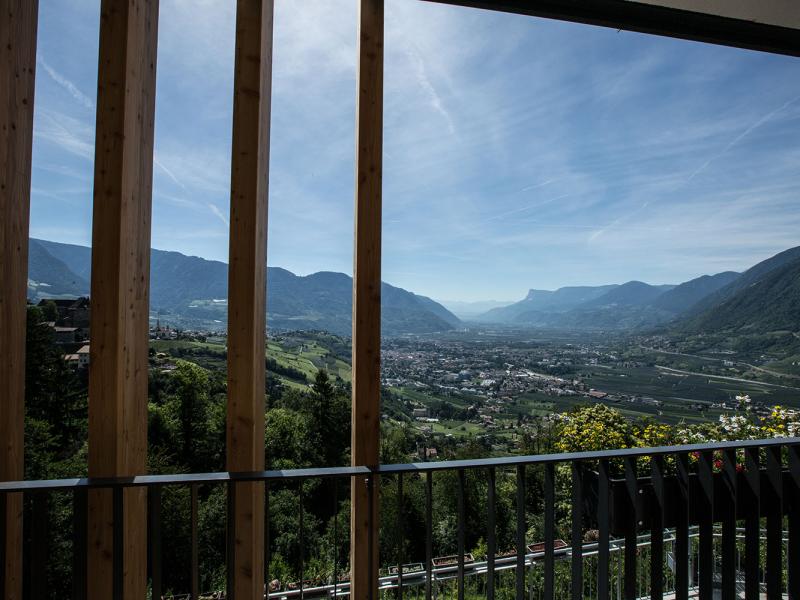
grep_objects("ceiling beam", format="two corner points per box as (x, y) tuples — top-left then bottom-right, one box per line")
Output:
(420, 0), (800, 56)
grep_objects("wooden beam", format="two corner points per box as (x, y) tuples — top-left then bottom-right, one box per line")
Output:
(351, 1), (384, 599)
(0, 2), (38, 598)
(421, 0), (800, 57)
(87, 1), (158, 598)
(226, 1), (272, 597)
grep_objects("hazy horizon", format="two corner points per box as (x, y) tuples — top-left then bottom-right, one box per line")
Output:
(30, 1), (800, 303)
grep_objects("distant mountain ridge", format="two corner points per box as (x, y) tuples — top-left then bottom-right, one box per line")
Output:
(28, 239), (460, 336)
(679, 250), (800, 336)
(481, 285), (618, 323)
(473, 244), (800, 335)
(27, 238), (800, 339)
(684, 246), (800, 318)
(478, 281), (677, 329)
(651, 271), (740, 314)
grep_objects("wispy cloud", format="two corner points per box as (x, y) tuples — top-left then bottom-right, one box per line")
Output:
(37, 55), (94, 110)
(520, 179), (556, 192)
(404, 44), (456, 135)
(207, 202), (229, 228)
(486, 193), (571, 222)
(34, 109), (94, 159)
(29, 0), (800, 299)
(686, 94), (800, 183)
(154, 155), (185, 189)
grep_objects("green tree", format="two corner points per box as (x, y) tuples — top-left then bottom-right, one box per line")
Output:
(40, 299), (59, 322)
(309, 370), (350, 467)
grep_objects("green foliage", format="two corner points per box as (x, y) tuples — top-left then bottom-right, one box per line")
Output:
(554, 404), (635, 453)
(25, 315), (799, 597)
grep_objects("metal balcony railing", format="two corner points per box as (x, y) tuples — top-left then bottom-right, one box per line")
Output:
(1, 437), (798, 599)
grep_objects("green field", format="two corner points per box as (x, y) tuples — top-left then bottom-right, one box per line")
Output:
(151, 332), (351, 391)
(267, 339), (351, 383)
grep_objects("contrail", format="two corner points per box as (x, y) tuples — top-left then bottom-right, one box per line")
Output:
(486, 193), (571, 222)
(592, 94), (800, 242)
(154, 155), (186, 189)
(686, 94), (800, 183)
(207, 203), (229, 227)
(37, 55), (94, 110)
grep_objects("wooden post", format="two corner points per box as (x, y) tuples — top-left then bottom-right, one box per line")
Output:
(87, 1), (158, 598)
(0, 2), (38, 599)
(351, 1), (384, 599)
(226, 1), (272, 598)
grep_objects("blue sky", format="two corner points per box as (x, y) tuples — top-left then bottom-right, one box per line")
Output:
(31, 1), (800, 303)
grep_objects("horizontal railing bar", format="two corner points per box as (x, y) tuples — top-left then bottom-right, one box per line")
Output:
(376, 437), (800, 474)
(0, 466), (372, 492)
(1, 437), (798, 492)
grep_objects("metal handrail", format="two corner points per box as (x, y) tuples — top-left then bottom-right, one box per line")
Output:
(1, 436), (798, 492)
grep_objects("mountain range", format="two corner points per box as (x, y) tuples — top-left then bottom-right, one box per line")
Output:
(27, 238), (800, 341)
(27, 239), (461, 336)
(476, 246), (800, 339)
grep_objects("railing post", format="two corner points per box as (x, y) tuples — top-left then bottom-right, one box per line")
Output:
(351, 1), (384, 599)
(597, 459), (610, 599)
(720, 448), (737, 600)
(148, 486), (162, 600)
(87, 1), (159, 597)
(516, 465), (526, 600)
(544, 462), (555, 600)
(0, 2), (38, 598)
(623, 457), (638, 600)
(226, 0), (273, 597)
(744, 447), (760, 600)
(30, 492), (49, 600)
(765, 445), (782, 598)
(675, 453), (690, 600)
(571, 462), (583, 600)
(789, 444), (800, 599)
(650, 455), (664, 600)
(697, 451), (713, 600)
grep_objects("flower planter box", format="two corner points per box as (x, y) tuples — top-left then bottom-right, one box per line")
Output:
(584, 469), (791, 538)
(286, 579), (319, 591)
(527, 539), (568, 555)
(388, 562), (424, 575)
(432, 553), (474, 568)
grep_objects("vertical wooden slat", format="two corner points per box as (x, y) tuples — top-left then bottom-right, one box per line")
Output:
(350, 1), (383, 599)
(0, 2), (38, 598)
(226, 0), (273, 598)
(87, 1), (158, 598)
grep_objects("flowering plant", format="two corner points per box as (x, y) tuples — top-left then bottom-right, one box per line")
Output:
(550, 395), (798, 473)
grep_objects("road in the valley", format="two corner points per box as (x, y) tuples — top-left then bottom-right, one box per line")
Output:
(641, 346), (800, 382)
(656, 365), (800, 391)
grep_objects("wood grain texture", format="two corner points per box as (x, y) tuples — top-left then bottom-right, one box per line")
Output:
(87, 1), (159, 597)
(0, 2), (38, 598)
(350, 1), (383, 598)
(226, 1), (273, 596)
